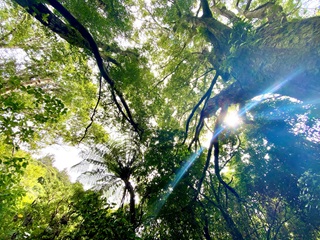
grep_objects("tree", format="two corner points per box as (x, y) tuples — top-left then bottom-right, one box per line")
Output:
(73, 140), (141, 226)
(11, 0), (320, 127)
(3, 0), (320, 239)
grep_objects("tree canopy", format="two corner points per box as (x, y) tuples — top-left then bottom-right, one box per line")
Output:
(1, 0), (320, 239)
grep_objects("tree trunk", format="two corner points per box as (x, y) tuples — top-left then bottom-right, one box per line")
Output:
(125, 180), (136, 227)
(204, 16), (320, 117)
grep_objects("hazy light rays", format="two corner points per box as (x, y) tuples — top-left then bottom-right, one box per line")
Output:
(301, 98), (320, 106)
(152, 147), (204, 217)
(203, 126), (225, 148)
(152, 68), (305, 218)
(239, 68), (304, 118)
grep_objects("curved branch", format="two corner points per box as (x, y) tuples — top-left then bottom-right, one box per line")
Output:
(46, 0), (142, 136)
(194, 101), (240, 200)
(212, 104), (240, 200)
(184, 72), (219, 145)
(79, 75), (102, 143)
(221, 134), (241, 170)
(198, 188), (244, 240)
(242, 1), (286, 22)
(14, 0), (142, 136)
(194, 101), (241, 202)
(46, 0), (113, 86)
(154, 57), (187, 88)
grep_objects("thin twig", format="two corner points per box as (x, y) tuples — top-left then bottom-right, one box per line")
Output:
(154, 57), (187, 88)
(221, 134), (241, 169)
(79, 75), (102, 143)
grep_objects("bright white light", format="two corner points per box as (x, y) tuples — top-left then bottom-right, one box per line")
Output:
(203, 131), (213, 148)
(224, 111), (242, 128)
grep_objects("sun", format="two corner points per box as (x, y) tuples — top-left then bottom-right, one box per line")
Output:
(224, 110), (242, 128)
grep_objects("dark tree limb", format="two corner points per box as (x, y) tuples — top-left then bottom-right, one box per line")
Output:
(194, 100), (240, 202)
(221, 134), (241, 170)
(124, 179), (136, 227)
(46, 0), (113, 87)
(47, 0), (142, 136)
(200, 0), (213, 18)
(194, 129), (213, 200)
(14, 0), (142, 136)
(190, 181), (244, 240)
(198, 200), (212, 240)
(212, 103), (240, 200)
(14, 0), (91, 49)
(14, 1), (137, 58)
(245, 0), (252, 11)
(194, 99), (240, 200)
(200, 191), (244, 240)
(188, 116), (204, 149)
(184, 72), (219, 145)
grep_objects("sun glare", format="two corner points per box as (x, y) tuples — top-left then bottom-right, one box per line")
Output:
(224, 111), (242, 128)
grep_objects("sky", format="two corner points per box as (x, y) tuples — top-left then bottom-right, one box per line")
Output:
(39, 144), (83, 182)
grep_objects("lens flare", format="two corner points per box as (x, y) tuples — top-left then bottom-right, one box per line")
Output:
(239, 68), (303, 117)
(224, 111), (242, 127)
(151, 68), (304, 219)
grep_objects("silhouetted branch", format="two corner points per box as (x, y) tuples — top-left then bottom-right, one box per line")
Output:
(15, 0), (142, 137)
(201, 0), (213, 18)
(79, 75), (102, 143)
(184, 72), (219, 146)
(47, 0), (142, 136)
(212, 104), (240, 200)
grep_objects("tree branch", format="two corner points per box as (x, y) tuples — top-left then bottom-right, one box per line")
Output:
(200, 0), (213, 18)
(14, 0), (91, 49)
(193, 99), (240, 202)
(212, 103), (240, 200)
(245, 0), (252, 11)
(184, 72), (219, 145)
(200, 191), (244, 240)
(43, 0), (142, 136)
(211, 3), (240, 23)
(241, 1), (287, 22)
(79, 75), (102, 143)
(186, 15), (231, 44)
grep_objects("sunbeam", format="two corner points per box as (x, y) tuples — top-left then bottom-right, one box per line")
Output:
(239, 68), (304, 117)
(151, 68), (305, 219)
(152, 147), (204, 217)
